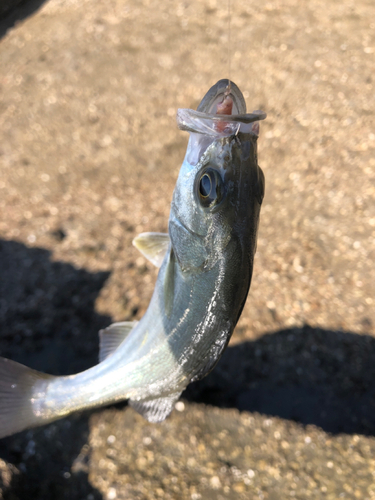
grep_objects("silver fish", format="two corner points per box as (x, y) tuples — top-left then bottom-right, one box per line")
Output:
(0, 80), (266, 438)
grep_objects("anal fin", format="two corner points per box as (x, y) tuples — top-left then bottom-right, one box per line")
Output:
(129, 391), (182, 423)
(99, 321), (138, 362)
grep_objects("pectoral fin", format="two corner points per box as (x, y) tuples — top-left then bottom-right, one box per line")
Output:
(99, 321), (138, 362)
(132, 232), (170, 267)
(129, 391), (182, 423)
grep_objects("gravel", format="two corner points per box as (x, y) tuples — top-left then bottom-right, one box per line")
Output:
(0, 0), (374, 498)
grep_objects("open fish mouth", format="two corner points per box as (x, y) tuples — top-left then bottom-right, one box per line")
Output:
(177, 79), (267, 138)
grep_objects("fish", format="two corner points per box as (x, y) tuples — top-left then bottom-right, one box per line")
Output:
(0, 79), (266, 438)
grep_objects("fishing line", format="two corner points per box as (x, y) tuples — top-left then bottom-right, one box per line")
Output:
(225, 0), (232, 96)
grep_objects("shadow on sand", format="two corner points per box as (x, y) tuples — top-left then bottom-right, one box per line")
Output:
(0, 238), (374, 498)
(185, 324), (375, 436)
(0, 0), (49, 39)
(0, 239), (108, 500)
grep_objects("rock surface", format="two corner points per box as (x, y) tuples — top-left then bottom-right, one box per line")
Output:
(0, 0), (374, 498)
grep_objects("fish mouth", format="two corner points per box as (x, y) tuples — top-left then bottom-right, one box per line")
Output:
(198, 79), (247, 115)
(177, 79), (266, 138)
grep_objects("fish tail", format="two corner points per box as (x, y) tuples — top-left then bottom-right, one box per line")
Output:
(0, 357), (55, 438)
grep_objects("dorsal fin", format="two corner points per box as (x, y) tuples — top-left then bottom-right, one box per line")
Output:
(132, 232), (170, 267)
(98, 321), (137, 362)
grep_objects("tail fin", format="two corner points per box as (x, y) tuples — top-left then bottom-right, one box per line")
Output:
(0, 357), (54, 438)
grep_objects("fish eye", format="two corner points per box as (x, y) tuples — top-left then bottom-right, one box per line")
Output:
(199, 174), (212, 198)
(196, 168), (224, 209)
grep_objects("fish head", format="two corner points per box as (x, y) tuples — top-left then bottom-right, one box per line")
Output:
(170, 80), (266, 274)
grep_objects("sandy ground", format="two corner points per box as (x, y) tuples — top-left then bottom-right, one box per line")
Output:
(0, 0), (374, 498)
